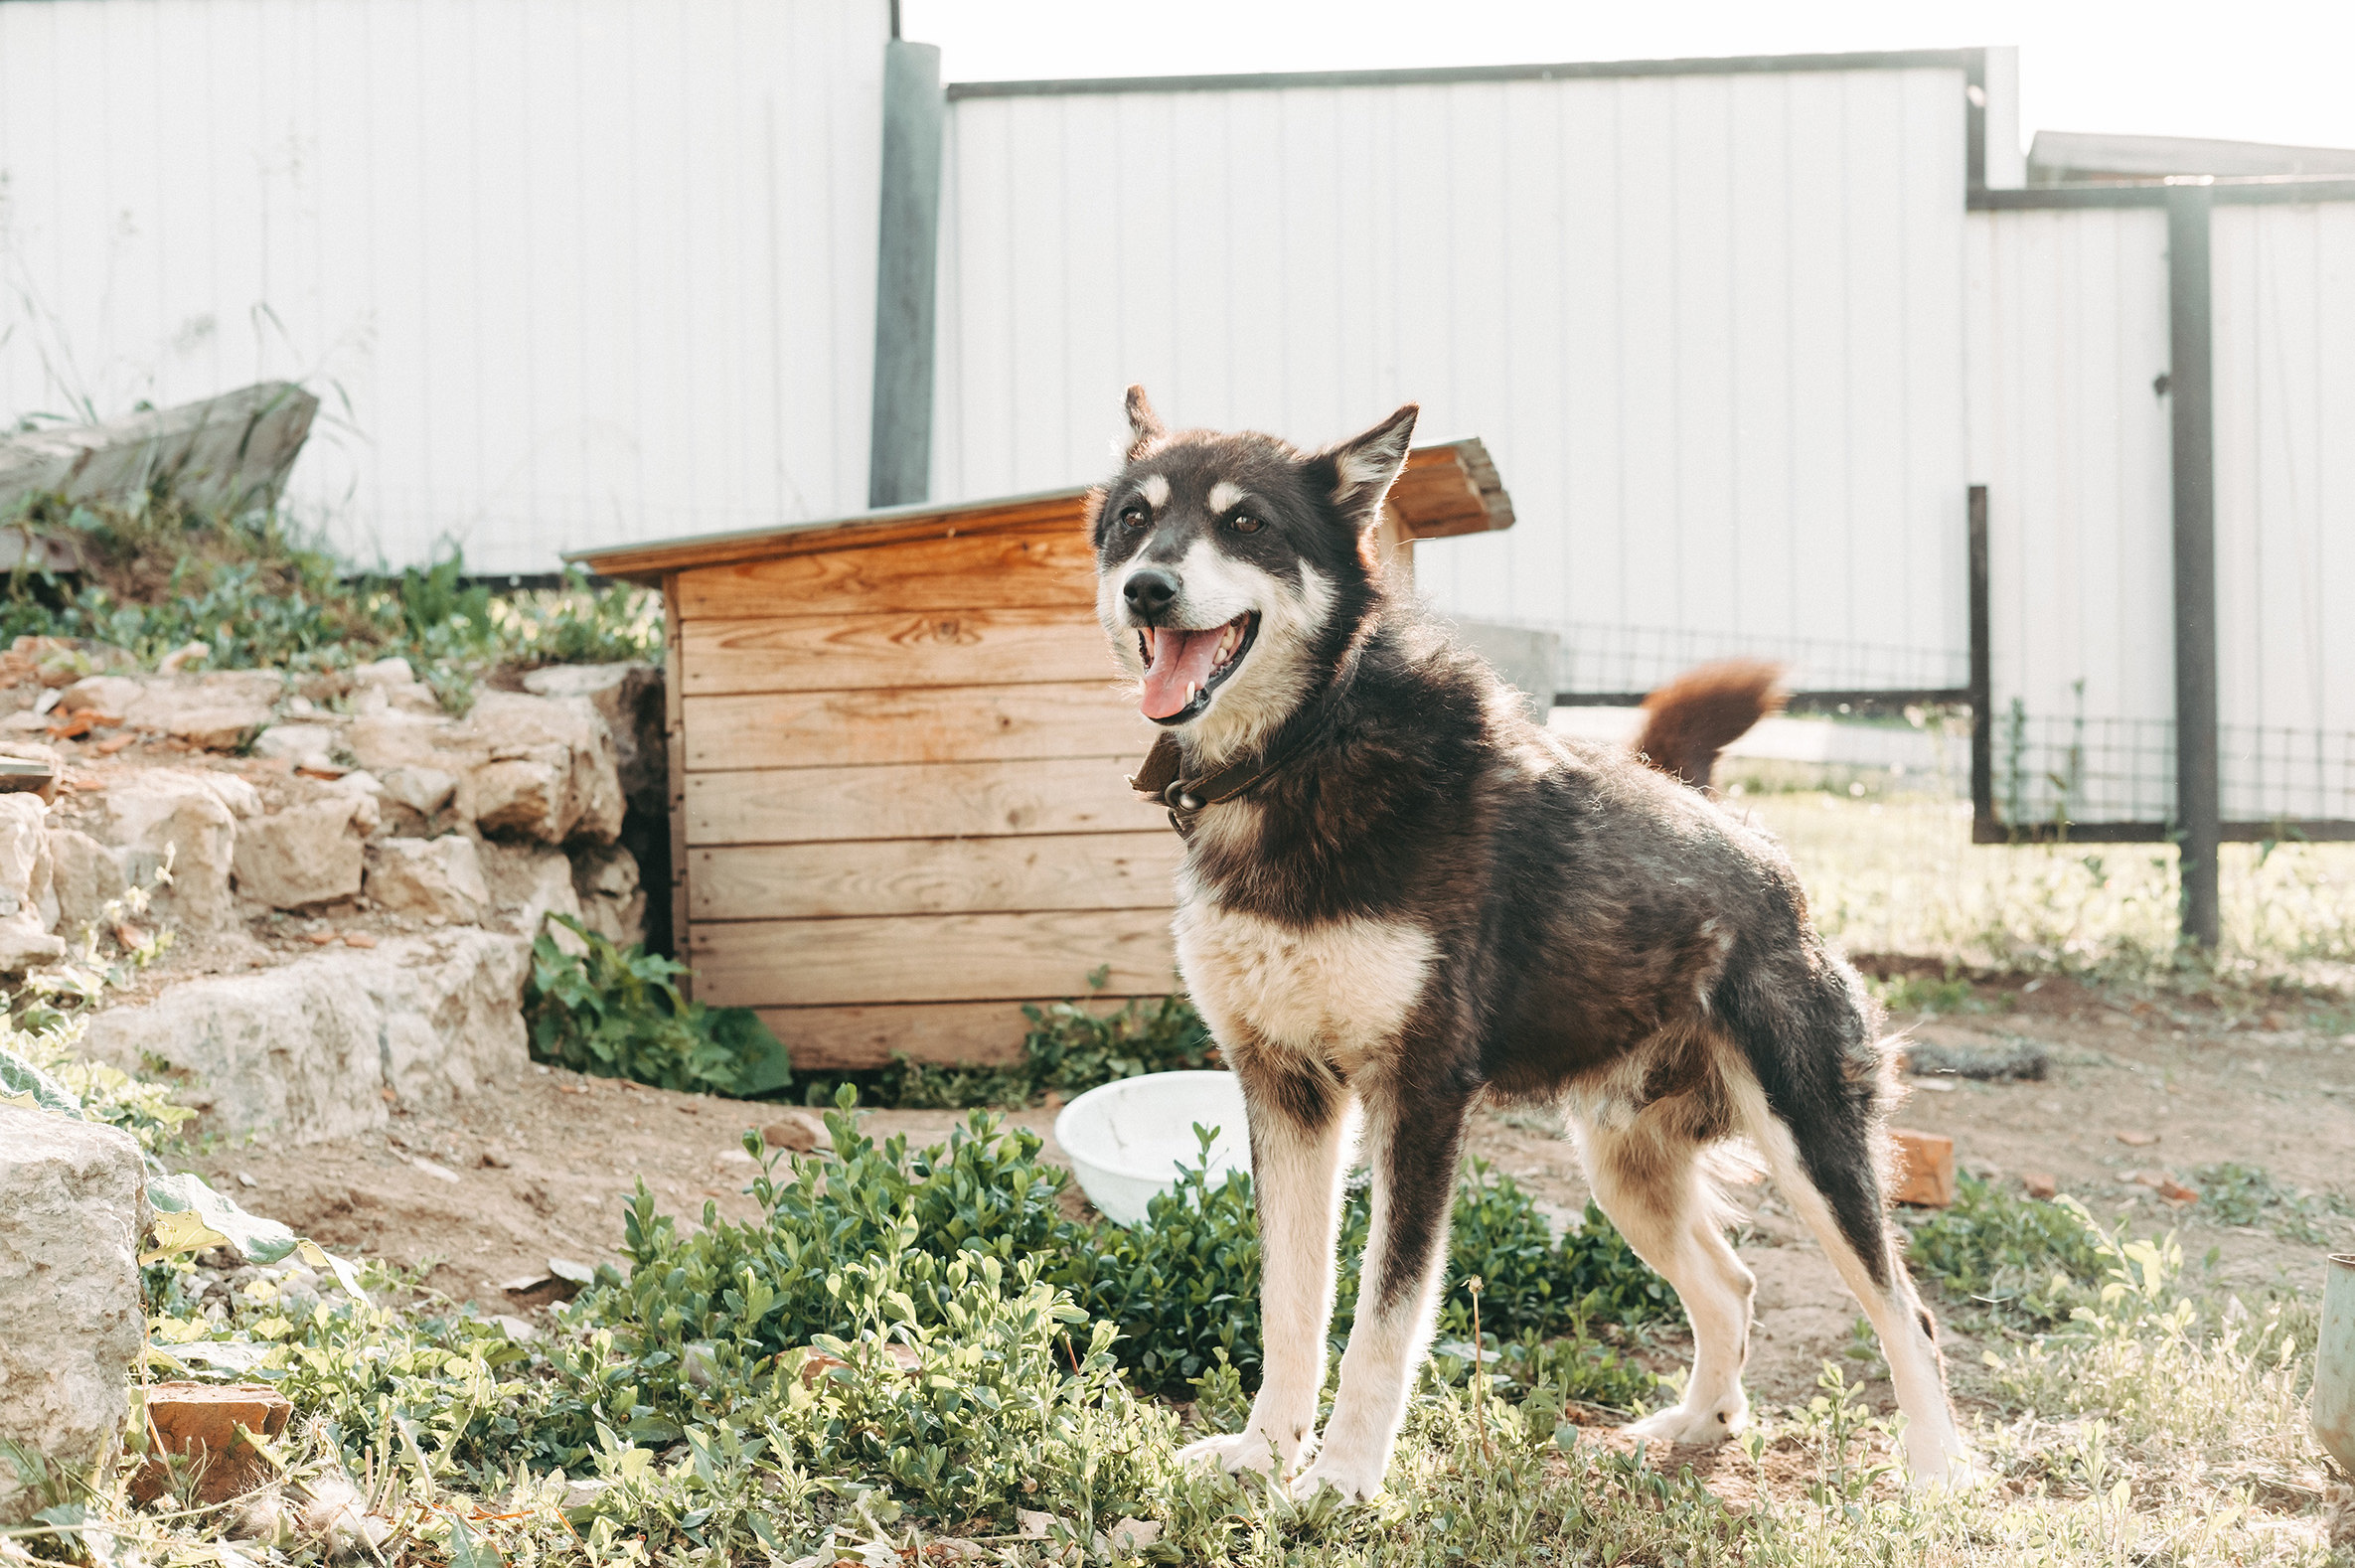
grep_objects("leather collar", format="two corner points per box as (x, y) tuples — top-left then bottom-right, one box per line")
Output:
(1128, 714), (1329, 838)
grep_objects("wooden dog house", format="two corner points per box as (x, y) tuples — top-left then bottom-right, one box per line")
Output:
(570, 440), (1513, 1068)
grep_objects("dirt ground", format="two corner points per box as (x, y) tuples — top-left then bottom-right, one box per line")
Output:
(189, 974), (2355, 1417)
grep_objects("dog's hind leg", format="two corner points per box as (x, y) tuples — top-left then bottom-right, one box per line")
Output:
(1720, 1002), (1972, 1483)
(1572, 1106), (1758, 1446)
(1178, 1053), (1351, 1480)
(1289, 1077), (1474, 1503)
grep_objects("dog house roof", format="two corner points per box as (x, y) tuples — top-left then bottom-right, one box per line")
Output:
(567, 436), (1512, 583)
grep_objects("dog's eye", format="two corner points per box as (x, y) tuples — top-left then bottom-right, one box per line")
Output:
(1229, 513), (1264, 535)
(1119, 504), (1150, 530)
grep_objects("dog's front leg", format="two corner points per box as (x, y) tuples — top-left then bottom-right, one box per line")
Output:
(1178, 1057), (1349, 1481)
(1290, 1079), (1469, 1503)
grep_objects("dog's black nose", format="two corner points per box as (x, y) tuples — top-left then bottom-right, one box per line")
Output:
(1123, 568), (1178, 617)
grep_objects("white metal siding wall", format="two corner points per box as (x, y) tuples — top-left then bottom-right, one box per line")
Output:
(933, 68), (1972, 694)
(2212, 200), (2355, 822)
(0, 0), (886, 574)
(1964, 206), (2175, 823)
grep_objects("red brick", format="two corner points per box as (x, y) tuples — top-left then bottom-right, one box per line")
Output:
(1889, 1127), (1957, 1207)
(128, 1382), (292, 1504)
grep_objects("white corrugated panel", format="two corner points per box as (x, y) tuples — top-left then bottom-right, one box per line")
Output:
(1964, 206), (2175, 824)
(2211, 200), (2355, 823)
(0, 0), (886, 574)
(934, 68), (1973, 695)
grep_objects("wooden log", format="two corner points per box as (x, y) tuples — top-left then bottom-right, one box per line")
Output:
(689, 908), (1177, 1008)
(684, 757), (1164, 845)
(756, 1000), (1065, 1068)
(1890, 1127), (1958, 1207)
(679, 607), (1114, 696)
(683, 683), (1154, 770)
(691, 832), (1179, 920)
(676, 528), (1097, 619)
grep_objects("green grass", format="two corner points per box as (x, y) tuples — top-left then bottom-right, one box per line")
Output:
(0, 489), (660, 685)
(1744, 790), (2355, 986)
(18, 1089), (2331, 1567)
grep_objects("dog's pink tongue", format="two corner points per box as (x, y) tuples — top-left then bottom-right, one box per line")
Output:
(1140, 628), (1224, 719)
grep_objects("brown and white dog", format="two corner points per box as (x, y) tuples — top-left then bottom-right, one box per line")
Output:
(1090, 388), (1968, 1502)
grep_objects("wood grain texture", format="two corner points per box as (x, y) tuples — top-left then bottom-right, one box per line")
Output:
(690, 832), (1178, 920)
(573, 491), (1093, 582)
(679, 608), (1115, 696)
(690, 909), (1178, 1008)
(684, 758), (1166, 845)
(754, 1000), (1062, 1068)
(683, 684), (1153, 770)
(663, 572), (691, 996)
(677, 528), (1097, 619)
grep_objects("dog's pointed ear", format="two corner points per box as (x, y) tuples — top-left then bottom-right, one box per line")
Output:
(1316, 403), (1419, 528)
(1124, 385), (1167, 462)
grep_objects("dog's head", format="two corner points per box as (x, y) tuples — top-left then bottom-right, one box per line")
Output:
(1091, 387), (1417, 762)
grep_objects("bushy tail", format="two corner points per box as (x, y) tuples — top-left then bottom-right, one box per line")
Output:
(1632, 660), (1787, 789)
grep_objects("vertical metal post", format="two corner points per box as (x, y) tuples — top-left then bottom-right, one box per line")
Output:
(2166, 181), (2221, 948)
(867, 37), (943, 508)
(1966, 485), (1995, 841)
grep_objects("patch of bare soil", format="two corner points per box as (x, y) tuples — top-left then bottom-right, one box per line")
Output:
(188, 984), (2355, 1420)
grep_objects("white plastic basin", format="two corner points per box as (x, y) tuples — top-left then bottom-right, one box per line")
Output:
(1053, 1070), (1251, 1226)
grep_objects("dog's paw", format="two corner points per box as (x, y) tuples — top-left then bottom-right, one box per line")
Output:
(1903, 1448), (1988, 1490)
(1623, 1397), (1747, 1448)
(1177, 1429), (1292, 1479)
(1287, 1451), (1385, 1505)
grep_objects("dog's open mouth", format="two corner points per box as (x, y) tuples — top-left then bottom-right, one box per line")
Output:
(1137, 612), (1258, 724)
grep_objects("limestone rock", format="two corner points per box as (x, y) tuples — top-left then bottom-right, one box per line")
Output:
(118, 671), (285, 751)
(252, 722), (342, 772)
(381, 765), (458, 818)
(366, 836), (491, 923)
(522, 663), (664, 816)
(0, 1106), (146, 1523)
(345, 694), (623, 845)
(232, 798), (365, 910)
(464, 692), (624, 844)
(81, 772), (237, 930)
(350, 656), (441, 714)
(470, 749), (572, 839)
(569, 842), (644, 947)
(480, 841), (584, 949)
(78, 929), (531, 1143)
(196, 772), (262, 820)
(0, 794), (61, 971)
(48, 829), (127, 938)
(55, 674), (142, 719)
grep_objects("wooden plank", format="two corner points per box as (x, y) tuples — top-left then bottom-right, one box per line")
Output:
(685, 757), (1166, 845)
(684, 683), (1153, 771)
(690, 832), (1178, 920)
(690, 909), (1178, 1008)
(1388, 438), (1516, 541)
(679, 607), (1114, 696)
(677, 528), (1099, 619)
(571, 489), (1094, 583)
(759, 1000), (1057, 1069)
(662, 571), (691, 990)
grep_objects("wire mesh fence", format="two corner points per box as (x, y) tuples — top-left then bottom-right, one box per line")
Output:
(1542, 622), (1967, 699)
(1993, 706), (2355, 829)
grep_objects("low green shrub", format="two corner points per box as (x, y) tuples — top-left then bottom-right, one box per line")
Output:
(580, 1095), (1670, 1415)
(524, 915), (790, 1098)
(1901, 1172), (2108, 1325)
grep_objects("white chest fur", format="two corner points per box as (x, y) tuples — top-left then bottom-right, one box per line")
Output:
(1173, 891), (1436, 1074)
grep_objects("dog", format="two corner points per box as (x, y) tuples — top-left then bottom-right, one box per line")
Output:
(1089, 388), (1970, 1502)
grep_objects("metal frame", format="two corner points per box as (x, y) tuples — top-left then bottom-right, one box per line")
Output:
(948, 47), (1997, 191)
(868, 36), (945, 508)
(1962, 176), (2355, 943)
